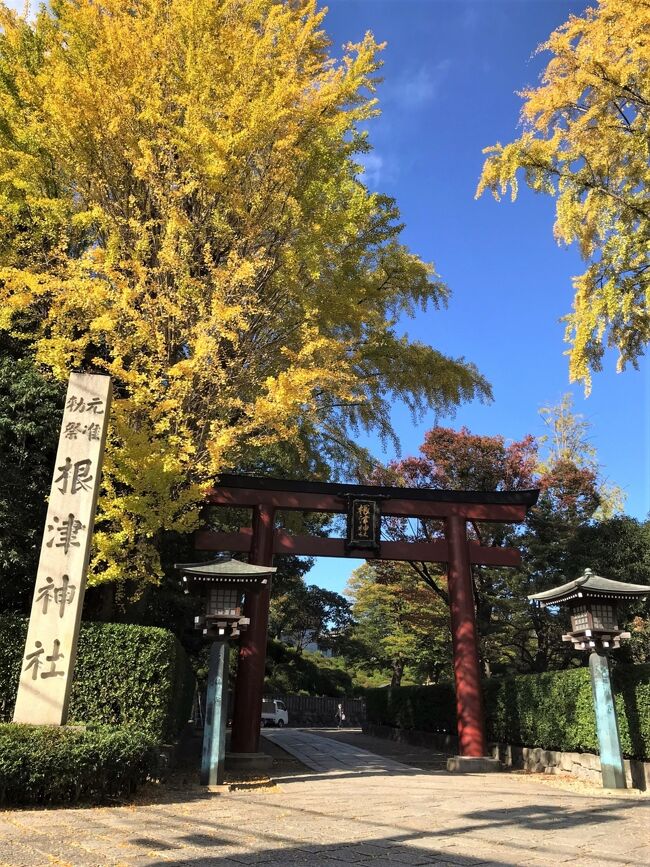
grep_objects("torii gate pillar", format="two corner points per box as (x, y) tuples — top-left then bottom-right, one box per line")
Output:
(230, 504), (275, 755)
(446, 515), (487, 757)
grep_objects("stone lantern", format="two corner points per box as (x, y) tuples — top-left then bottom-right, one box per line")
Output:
(177, 554), (275, 640)
(529, 568), (648, 789)
(176, 555), (276, 785)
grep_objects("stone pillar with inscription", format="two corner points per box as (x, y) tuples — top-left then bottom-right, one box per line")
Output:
(13, 373), (112, 726)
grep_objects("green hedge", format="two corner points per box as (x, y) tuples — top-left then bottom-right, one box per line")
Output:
(483, 668), (599, 753)
(0, 617), (195, 742)
(366, 663), (650, 760)
(612, 664), (650, 760)
(0, 723), (159, 806)
(365, 682), (456, 734)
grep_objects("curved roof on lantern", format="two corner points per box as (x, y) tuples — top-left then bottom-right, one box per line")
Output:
(528, 568), (649, 605)
(175, 555), (276, 578)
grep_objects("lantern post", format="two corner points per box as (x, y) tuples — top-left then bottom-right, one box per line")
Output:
(176, 555), (276, 786)
(529, 568), (648, 789)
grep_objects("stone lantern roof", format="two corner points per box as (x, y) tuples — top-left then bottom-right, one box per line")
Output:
(175, 554), (276, 585)
(528, 568), (649, 607)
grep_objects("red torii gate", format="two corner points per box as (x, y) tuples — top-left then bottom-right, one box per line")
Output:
(197, 474), (538, 761)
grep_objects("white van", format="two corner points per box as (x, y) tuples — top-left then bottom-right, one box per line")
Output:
(261, 698), (288, 727)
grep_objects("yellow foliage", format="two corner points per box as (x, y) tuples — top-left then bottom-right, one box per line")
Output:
(0, 0), (489, 583)
(477, 0), (650, 392)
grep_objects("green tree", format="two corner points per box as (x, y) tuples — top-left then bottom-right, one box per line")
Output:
(477, 0), (650, 390)
(520, 395), (628, 670)
(565, 516), (650, 664)
(347, 562), (450, 686)
(264, 639), (355, 697)
(567, 516), (650, 586)
(519, 460), (604, 672)
(270, 582), (352, 653)
(0, 335), (64, 613)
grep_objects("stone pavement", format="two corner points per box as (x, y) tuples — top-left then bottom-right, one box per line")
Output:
(0, 727), (649, 867)
(260, 728), (412, 774)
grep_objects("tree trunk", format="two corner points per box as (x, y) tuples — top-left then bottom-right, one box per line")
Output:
(531, 608), (550, 672)
(391, 659), (404, 687)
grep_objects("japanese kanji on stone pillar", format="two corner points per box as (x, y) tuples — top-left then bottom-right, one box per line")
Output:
(13, 373), (112, 726)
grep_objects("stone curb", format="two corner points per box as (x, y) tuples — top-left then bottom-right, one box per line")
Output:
(363, 723), (650, 790)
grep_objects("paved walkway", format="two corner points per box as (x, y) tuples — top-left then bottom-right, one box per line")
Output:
(260, 728), (411, 774)
(0, 728), (649, 866)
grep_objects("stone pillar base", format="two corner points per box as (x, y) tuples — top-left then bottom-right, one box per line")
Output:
(447, 756), (501, 773)
(225, 752), (273, 772)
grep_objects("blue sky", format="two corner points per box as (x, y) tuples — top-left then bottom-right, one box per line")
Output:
(308, 0), (649, 594)
(6, 0), (647, 596)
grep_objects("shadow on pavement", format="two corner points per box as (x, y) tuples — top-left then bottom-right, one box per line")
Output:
(115, 780), (645, 867)
(134, 821), (641, 867)
(138, 834), (525, 866)
(270, 767), (432, 784)
(125, 805), (644, 867)
(4, 766), (645, 866)
(461, 800), (644, 832)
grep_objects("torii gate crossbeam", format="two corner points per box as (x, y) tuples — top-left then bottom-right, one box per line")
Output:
(198, 475), (539, 761)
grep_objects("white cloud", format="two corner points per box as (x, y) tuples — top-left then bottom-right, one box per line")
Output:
(388, 60), (452, 109)
(356, 152), (385, 187)
(460, 3), (481, 32)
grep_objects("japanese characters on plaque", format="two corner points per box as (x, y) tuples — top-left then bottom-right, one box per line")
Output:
(13, 373), (111, 726)
(345, 497), (381, 553)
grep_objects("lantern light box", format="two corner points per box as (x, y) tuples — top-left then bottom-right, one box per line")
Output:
(176, 555), (276, 640)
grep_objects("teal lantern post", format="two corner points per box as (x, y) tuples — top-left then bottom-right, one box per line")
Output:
(176, 555), (276, 786)
(529, 569), (648, 789)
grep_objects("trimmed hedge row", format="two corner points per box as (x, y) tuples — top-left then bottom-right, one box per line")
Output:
(366, 663), (650, 760)
(0, 617), (195, 741)
(483, 668), (598, 754)
(0, 723), (159, 806)
(365, 682), (457, 736)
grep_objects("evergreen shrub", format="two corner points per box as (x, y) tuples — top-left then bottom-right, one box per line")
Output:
(366, 663), (650, 760)
(0, 723), (158, 806)
(0, 617), (195, 741)
(483, 668), (598, 753)
(612, 663), (650, 760)
(365, 683), (456, 734)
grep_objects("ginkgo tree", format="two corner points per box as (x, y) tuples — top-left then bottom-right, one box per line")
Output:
(0, 0), (489, 583)
(477, 0), (649, 391)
